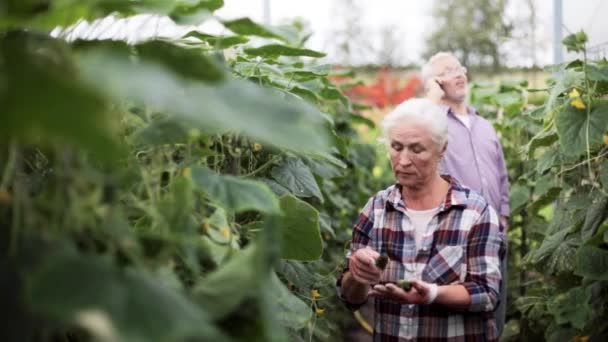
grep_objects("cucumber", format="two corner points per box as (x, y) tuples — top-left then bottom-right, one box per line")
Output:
(397, 279), (412, 291)
(375, 254), (389, 270)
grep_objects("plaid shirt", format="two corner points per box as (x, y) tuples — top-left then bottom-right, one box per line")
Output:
(338, 177), (505, 341)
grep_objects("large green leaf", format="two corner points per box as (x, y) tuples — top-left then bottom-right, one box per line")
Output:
(183, 31), (249, 49)
(26, 250), (228, 341)
(509, 182), (530, 214)
(546, 287), (591, 330)
(222, 17), (291, 43)
(269, 272), (312, 330)
(528, 229), (570, 264)
(278, 195), (323, 261)
(1, 32), (120, 158)
(575, 246), (608, 280)
(271, 158), (324, 202)
(244, 44), (326, 58)
(136, 40), (225, 82)
(555, 100), (608, 156)
(77, 49), (331, 154)
(193, 246), (259, 320)
(191, 167), (280, 214)
(581, 197), (608, 241)
(587, 63), (608, 82)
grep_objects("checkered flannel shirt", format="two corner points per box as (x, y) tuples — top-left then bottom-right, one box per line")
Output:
(338, 177), (505, 341)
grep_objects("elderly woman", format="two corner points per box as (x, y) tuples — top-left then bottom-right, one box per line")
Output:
(338, 98), (505, 341)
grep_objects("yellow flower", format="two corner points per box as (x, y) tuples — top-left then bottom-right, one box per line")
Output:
(571, 98), (586, 109)
(220, 227), (231, 238)
(182, 167), (192, 178)
(315, 308), (326, 317)
(253, 143), (263, 152)
(372, 166), (382, 178)
(310, 289), (321, 299)
(568, 88), (581, 98)
(603, 134), (608, 145)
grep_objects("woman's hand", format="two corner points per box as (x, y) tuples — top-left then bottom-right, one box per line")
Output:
(349, 247), (383, 286)
(370, 280), (438, 305)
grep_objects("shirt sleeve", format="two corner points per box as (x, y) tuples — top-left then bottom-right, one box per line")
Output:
(336, 196), (376, 310)
(495, 138), (510, 217)
(462, 204), (504, 312)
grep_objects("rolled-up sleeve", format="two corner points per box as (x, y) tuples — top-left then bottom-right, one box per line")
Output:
(462, 204), (504, 312)
(336, 196), (376, 310)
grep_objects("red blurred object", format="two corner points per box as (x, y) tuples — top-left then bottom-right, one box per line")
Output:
(331, 67), (422, 109)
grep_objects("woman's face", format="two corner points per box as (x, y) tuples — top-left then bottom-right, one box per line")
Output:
(388, 122), (444, 190)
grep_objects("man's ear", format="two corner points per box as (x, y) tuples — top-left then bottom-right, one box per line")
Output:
(440, 142), (447, 157)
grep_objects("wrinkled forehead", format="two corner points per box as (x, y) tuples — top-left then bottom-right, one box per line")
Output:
(388, 121), (434, 141)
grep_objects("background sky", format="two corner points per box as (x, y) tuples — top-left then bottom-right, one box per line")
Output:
(214, 0), (608, 66)
(60, 0), (608, 67)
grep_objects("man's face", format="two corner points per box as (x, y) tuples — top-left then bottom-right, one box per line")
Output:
(388, 122), (443, 190)
(433, 56), (468, 103)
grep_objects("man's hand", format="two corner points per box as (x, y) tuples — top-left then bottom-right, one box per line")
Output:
(349, 247), (382, 286)
(500, 216), (509, 231)
(370, 279), (437, 304)
(425, 77), (445, 103)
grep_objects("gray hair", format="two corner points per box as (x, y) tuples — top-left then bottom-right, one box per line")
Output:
(381, 98), (448, 149)
(420, 51), (458, 91)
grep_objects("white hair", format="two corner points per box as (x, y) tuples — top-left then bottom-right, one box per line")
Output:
(381, 98), (448, 149)
(420, 51), (458, 91)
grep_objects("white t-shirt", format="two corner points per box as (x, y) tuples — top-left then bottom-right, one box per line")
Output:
(405, 206), (440, 252)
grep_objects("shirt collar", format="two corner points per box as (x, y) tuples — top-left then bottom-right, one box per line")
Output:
(444, 104), (478, 117)
(384, 176), (468, 213)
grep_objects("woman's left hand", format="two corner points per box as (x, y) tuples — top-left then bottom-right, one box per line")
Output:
(370, 280), (436, 305)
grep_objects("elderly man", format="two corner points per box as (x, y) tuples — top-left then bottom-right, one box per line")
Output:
(422, 51), (510, 336)
(338, 98), (505, 341)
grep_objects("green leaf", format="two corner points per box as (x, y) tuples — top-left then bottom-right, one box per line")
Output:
(191, 167), (280, 214)
(78, 50), (331, 154)
(509, 182), (530, 213)
(136, 40), (225, 82)
(269, 272), (312, 330)
(601, 160), (608, 192)
(575, 246), (608, 280)
(534, 145), (561, 173)
(271, 158), (324, 202)
(170, 0), (224, 24)
(194, 246), (259, 320)
(555, 100), (608, 156)
(349, 112), (376, 128)
(183, 31), (249, 49)
(587, 63), (608, 82)
(26, 250), (227, 341)
(546, 287), (591, 330)
(278, 260), (318, 290)
(545, 69), (583, 116)
(278, 195), (323, 261)
(223, 17), (290, 42)
(581, 197), (608, 241)
(1, 32), (120, 159)
(281, 64), (332, 77)
(562, 31), (587, 52)
(244, 44), (326, 58)
(529, 229), (570, 264)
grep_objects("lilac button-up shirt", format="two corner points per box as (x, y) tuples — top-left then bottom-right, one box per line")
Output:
(439, 105), (510, 217)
